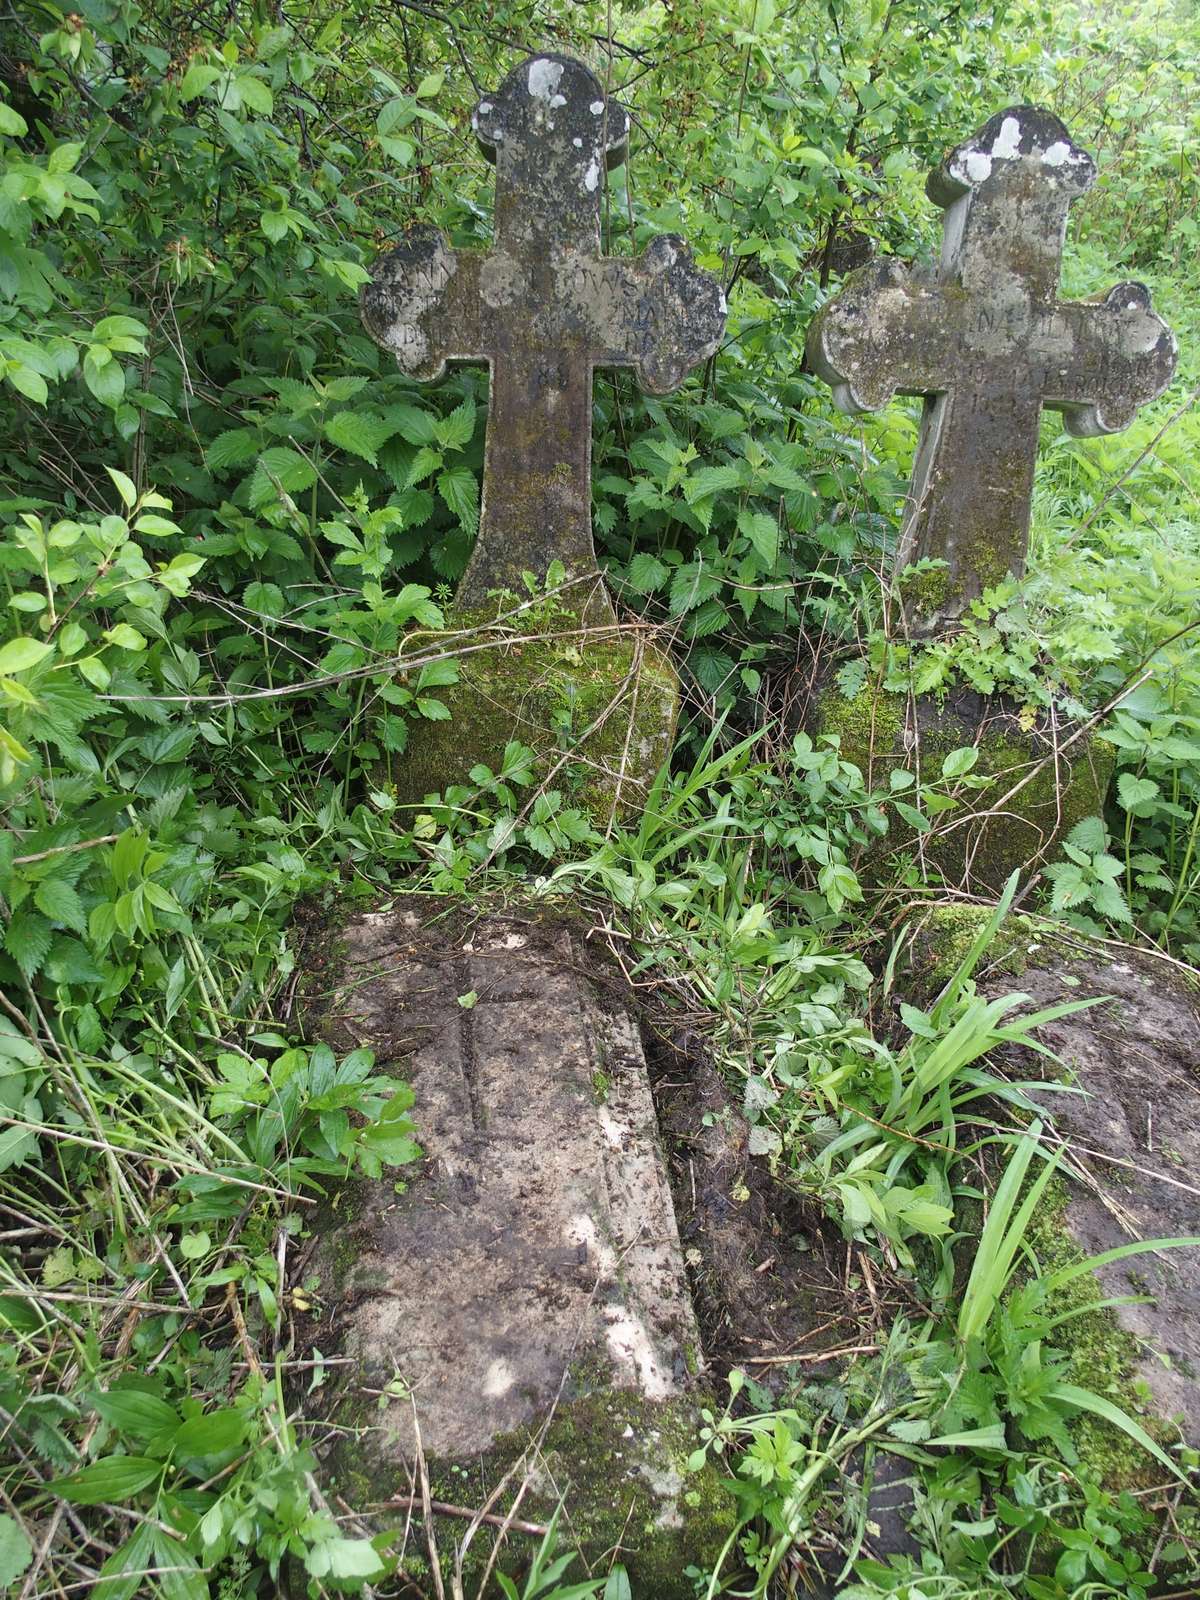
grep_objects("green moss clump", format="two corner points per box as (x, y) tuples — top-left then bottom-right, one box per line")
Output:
(319, 1363), (736, 1598)
(817, 683), (1112, 891)
(384, 605), (678, 822)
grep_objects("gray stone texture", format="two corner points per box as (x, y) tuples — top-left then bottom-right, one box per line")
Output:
(361, 54), (726, 623)
(808, 106), (1177, 630)
(300, 903), (731, 1590)
(998, 949), (1200, 1450)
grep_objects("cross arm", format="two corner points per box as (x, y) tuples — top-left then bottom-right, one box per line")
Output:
(360, 225), (485, 381)
(1047, 283), (1178, 438)
(807, 260), (968, 415)
(594, 235), (726, 394)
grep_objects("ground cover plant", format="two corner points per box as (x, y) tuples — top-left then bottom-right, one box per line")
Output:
(1, 0), (1199, 1595)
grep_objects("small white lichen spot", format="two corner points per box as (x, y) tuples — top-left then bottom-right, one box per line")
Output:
(718, 290), (728, 314)
(991, 115), (1023, 160)
(550, 93), (566, 108)
(527, 59), (564, 102)
(590, 99), (604, 114)
(584, 157), (600, 192)
(572, 136), (583, 148)
(477, 101), (493, 115)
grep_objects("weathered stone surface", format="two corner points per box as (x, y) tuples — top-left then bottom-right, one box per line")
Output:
(897, 919), (1200, 1580)
(386, 609), (677, 820)
(816, 681), (1112, 892)
(361, 54), (726, 623)
(299, 902), (733, 1591)
(1006, 949), (1200, 1456)
(807, 106), (1177, 631)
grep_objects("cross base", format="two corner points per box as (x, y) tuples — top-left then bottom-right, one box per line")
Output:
(813, 680), (1112, 892)
(383, 607), (678, 822)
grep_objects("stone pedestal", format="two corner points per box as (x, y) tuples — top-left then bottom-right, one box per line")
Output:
(816, 682), (1112, 892)
(297, 901), (732, 1594)
(387, 608), (678, 821)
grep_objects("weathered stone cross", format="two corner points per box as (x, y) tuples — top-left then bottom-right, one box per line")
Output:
(361, 53), (726, 624)
(807, 106), (1177, 631)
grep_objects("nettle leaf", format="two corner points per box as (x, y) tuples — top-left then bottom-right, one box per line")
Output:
(625, 553), (668, 594)
(383, 402), (438, 446)
(737, 507), (780, 569)
(4, 910), (52, 981)
(669, 562), (722, 616)
(248, 448), (317, 508)
(437, 466), (479, 535)
(683, 463), (744, 504)
(1065, 815), (1107, 854)
(205, 428), (264, 470)
(1117, 772), (1159, 811)
(435, 398), (476, 450)
(33, 878), (86, 934)
(323, 410), (396, 466)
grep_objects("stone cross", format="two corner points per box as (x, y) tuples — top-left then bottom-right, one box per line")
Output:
(361, 53), (726, 624)
(807, 106), (1177, 631)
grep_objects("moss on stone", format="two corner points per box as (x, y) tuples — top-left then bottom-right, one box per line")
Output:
(817, 681), (1112, 891)
(318, 1357), (735, 1597)
(384, 604), (678, 823)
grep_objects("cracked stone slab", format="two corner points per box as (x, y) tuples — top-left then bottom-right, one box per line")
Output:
(360, 53), (726, 623)
(807, 105), (1177, 631)
(299, 902), (730, 1590)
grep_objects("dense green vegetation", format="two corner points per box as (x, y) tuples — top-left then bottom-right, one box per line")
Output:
(1, 0), (1199, 1595)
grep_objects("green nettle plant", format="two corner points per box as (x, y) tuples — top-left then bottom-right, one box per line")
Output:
(2, 0), (1200, 1594)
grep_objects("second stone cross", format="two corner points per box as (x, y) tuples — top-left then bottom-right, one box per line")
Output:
(808, 106), (1177, 633)
(361, 53), (727, 624)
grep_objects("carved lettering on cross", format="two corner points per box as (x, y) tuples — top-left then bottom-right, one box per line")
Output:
(361, 53), (727, 623)
(807, 106), (1177, 631)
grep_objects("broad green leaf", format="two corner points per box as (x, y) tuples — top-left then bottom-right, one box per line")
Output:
(52, 1455), (163, 1504)
(0, 638), (52, 675)
(172, 1408), (246, 1460)
(0, 1513), (32, 1587)
(106, 467), (137, 508)
(178, 61), (221, 100)
(92, 1389), (181, 1445)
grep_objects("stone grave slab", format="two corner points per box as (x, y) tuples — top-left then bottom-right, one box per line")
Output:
(297, 901), (733, 1593)
(808, 105), (1177, 633)
(361, 53), (724, 818)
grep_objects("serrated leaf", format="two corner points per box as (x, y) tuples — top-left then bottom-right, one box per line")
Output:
(205, 428), (262, 470)
(737, 508), (780, 569)
(323, 410), (395, 466)
(4, 910), (52, 981)
(382, 403), (438, 446)
(625, 553), (668, 594)
(1116, 772), (1158, 810)
(435, 398), (476, 450)
(669, 563), (721, 615)
(1066, 814), (1107, 854)
(248, 448), (317, 508)
(437, 466), (479, 535)
(683, 464), (743, 503)
(33, 878), (86, 934)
